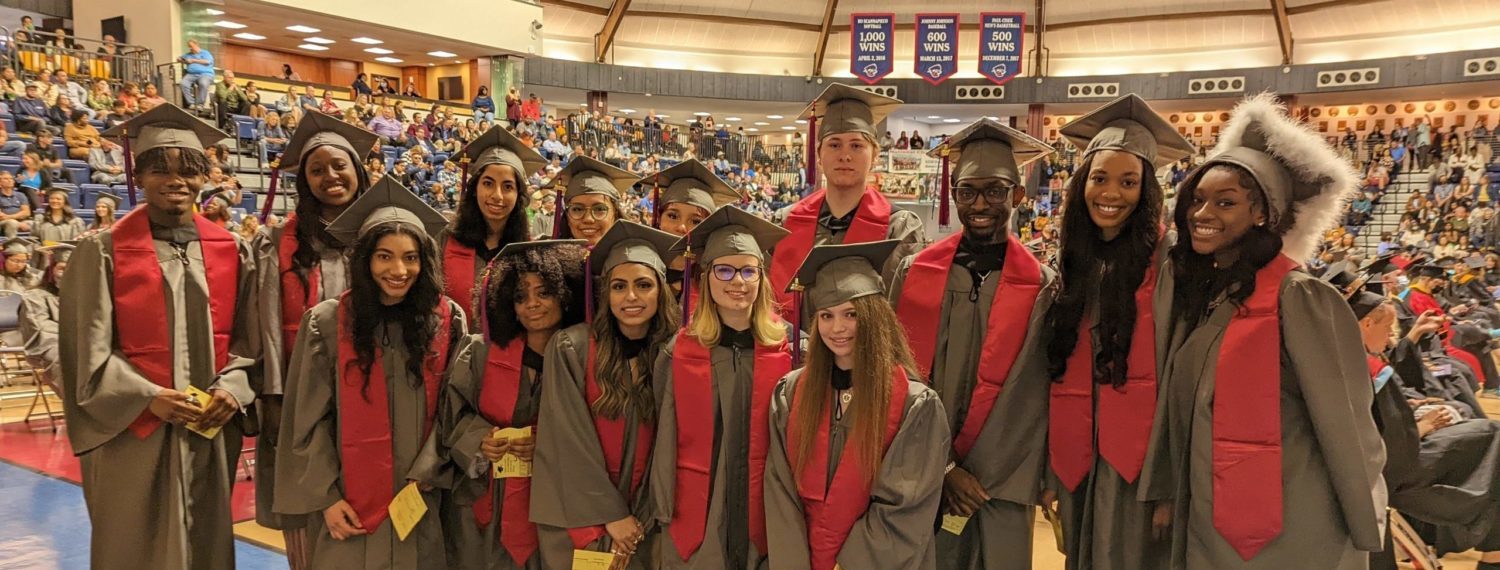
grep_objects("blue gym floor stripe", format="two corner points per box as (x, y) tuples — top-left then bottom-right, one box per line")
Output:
(0, 460), (287, 570)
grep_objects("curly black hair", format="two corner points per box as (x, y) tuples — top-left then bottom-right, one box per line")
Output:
(1045, 153), (1164, 388)
(482, 241), (588, 346)
(345, 222), (446, 391)
(291, 147), (370, 287)
(132, 146), (213, 179)
(1168, 163), (1288, 326)
(450, 162), (532, 251)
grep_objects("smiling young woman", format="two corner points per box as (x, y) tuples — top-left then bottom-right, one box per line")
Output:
(273, 178), (464, 570)
(531, 222), (681, 569)
(546, 156), (638, 247)
(1161, 94), (1384, 570)
(643, 159), (745, 298)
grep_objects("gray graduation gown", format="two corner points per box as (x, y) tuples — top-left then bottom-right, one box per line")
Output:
(0, 267), (40, 292)
(1161, 268), (1387, 570)
(887, 251), (1057, 570)
(764, 369), (951, 570)
(648, 330), (772, 570)
(18, 286), (59, 388)
(59, 228), (258, 570)
(531, 323), (656, 570)
(272, 298), (465, 570)
(33, 214), (85, 243)
(435, 334), (544, 570)
(249, 222), (351, 529)
(768, 204), (927, 287)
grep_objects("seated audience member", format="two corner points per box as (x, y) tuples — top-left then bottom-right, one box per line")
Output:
(0, 170), (31, 237)
(137, 82), (167, 113)
(13, 82), (50, 135)
(0, 122), (24, 158)
(63, 110), (101, 159)
(87, 139), (127, 185)
(27, 131), (68, 183)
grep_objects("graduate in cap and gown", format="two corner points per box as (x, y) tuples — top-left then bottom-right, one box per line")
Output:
(765, 240), (950, 570)
(33, 186), (86, 244)
(649, 205), (793, 569)
(0, 237), (40, 292)
(432, 238), (588, 570)
(645, 158), (746, 296)
(1041, 94), (1195, 570)
(19, 241), (70, 393)
(61, 104), (257, 570)
(85, 190), (123, 235)
(439, 126), (547, 324)
(531, 222), (681, 569)
(272, 178), (465, 569)
(1161, 94), (1386, 569)
(249, 110), (380, 564)
(885, 119), (1057, 570)
(767, 84), (927, 321)
(545, 155), (640, 246)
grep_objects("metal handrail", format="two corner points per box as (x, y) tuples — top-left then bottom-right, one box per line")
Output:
(9, 29), (155, 87)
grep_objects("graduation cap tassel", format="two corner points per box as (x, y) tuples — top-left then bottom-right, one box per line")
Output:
(478, 264), (494, 340)
(650, 183), (662, 228)
(259, 160), (281, 223)
(584, 255), (594, 325)
(122, 130), (136, 207)
(805, 117), (817, 190)
(680, 250), (694, 324)
(938, 146), (951, 228)
(460, 154), (472, 188)
(790, 281), (804, 367)
(552, 190), (566, 240)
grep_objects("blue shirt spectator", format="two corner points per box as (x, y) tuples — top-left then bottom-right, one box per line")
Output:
(472, 87), (496, 123)
(177, 40), (215, 108)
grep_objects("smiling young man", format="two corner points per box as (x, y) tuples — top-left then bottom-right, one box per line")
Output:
(767, 84), (927, 320)
(63, 104), (257, 570)
(887, 119), (1058, 570)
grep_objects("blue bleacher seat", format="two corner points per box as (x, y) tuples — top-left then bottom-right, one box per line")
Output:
(50, 140), (65, 158)
(239, 193), (257, 212)
(1, 116), (14, 134)
(80, 184), (110, 208)
(62, 159), (89, 187)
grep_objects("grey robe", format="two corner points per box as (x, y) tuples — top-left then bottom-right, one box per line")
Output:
(1161, 268), (1387, 570)
(0, 267), (40, 292)
(33, 214), (85, 243)
(648, 330), (780, 570)
(249, 221), (351, 529)
(434, 334), (544, 570)
(887, 248), (1057, 570)
(764, 369), (950, 570)
(272, 298), (465, 570)
(769, 202), (927, 288)
(18, 286), (59, 389)
(531, 323), (656, 570)
(59, 227), (257, 570)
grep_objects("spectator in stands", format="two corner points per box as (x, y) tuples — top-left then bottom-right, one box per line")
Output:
(47, 95), (82, 132)
(351, 73), (373, 98)
(0, 170), (32, 237)
(281, 63), (301, 82)
(116, 81), (139, 114)
(53, 70), (86, 111)
(236, 215), (259, 241)
(214, 70), (247, 120)
(0, 67), (22, 102)
(522, 93), (541, 123)
(352, 94), (374, 122)
(28, 131), (67, 184)
(88, 138), (126, 185)
(13, 83), (50, 135)
(375, 77), (394, 95)
(403, 78), (420, 97)
(87, 78), (112, 114)
(0, 122), (24, 158)
(205, 143), (235, 175)
(367, 105), (406, 148)
(318, 90), (339, 115)
(33, 75), (56, 107)
(243, 81), (264, 119)
(471, 86), (495, 122)
(341, 106), (361, 125)
(297, 84), (318, 116)
(103, 100), (129, 128)
(138, 82), (166, 113)
(505, 87), (521, 124)
(436, 159), (459, 199)
(408, 124), (436, 155)
(895, 130), (909, 149)
(386, 158), (414, 188)
(63, 110), (99, 160)
(176, 39), (215, 111)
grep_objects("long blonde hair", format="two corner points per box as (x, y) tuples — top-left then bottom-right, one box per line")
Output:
(687, 263), (786, 347)
(789, 295), (917, 485)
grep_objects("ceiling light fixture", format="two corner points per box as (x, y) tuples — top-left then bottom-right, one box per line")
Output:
(725, 117), (741, 122)
(753, 121), (769, 126)
(693, 112), (710, 117)
(352, 37), (383, 45)
(232, 33), (266, 41)
(943, 118), (962, 123)
(304, 37), (335, 44)
(364, 47), (394, 55)
(287, 25), (321, 33)
(794, 119), (807, 124)
(375, 56), (404, 63)
(428, 51), (457, 58)
(298, 44), (329, 51)
(618, 108), (636, 113)
(927, 115), (942, 119)
(747, 128), (760, 132)
(213, 20), (248, 29)
(205, 8), (225, 15)
(767, 114), (784, 119)
(781, 126), (797, 130)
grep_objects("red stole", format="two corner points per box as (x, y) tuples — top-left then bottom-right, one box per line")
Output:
(668, 330), (792, 559)
(335, 295), (454, 532)
(790, 369), (909, 570)
(112, 209), (240, 439)
(277, 215), (321, 361)
(895, 235), (1041, 458)
(1406, 289), (1486, 378)
(567, 337), (658, 549)
(768, 188), (892, 321)
(1366, 355), (1387, 379)
(1049, 260), (1160, 491)
(443, 239), (478, 316)
(1212, 254), (1297, 561)
(471, 339), (539, 566)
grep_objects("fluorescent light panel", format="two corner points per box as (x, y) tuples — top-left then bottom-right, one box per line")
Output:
(304, 37), (335, 44)
(213, 20), (247, 29)
(232, 33), (265, 41)
(364, 47), (394, 55)
(205, 8), (225, 15)
(298, 44), (329, 51)
(375, 56), (404, 63)
(427, 51), (456, 58)
(286, 25), (320, 33)
(351, 37), (383, 45)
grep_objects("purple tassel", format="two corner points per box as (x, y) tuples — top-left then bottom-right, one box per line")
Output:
(584, 256), (594, 324)
(552, 191), (566, 239)
(259, 166), (280, 223)
(938, 148), (951, 228)
(460, 155), (471, 187)
(791, 285), (804, 367)
(478, 265), (494, 340)
(805, 116), (817, 190)
(680, 253), (694, 324)
(651, 183), (662, 228)
(122, 132), (136, 207)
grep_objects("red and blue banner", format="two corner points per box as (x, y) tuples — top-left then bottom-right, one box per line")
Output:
(914, 14), (959, 86)
(979, 12), (1025, 86)
(850, 13), (894, 85)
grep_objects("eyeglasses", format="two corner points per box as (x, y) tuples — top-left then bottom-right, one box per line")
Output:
(711, 264), (762, 282)
(566, 204), (613, 220)
(953, 183), (1016, 205)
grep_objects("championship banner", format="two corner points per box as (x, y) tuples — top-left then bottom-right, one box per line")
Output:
(850, 13), (894, 85)
(979, 12), (1025, 86)
(914, 14), (959, 86)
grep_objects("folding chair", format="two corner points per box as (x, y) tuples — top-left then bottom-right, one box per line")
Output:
(1389, 510), (1443, 570)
